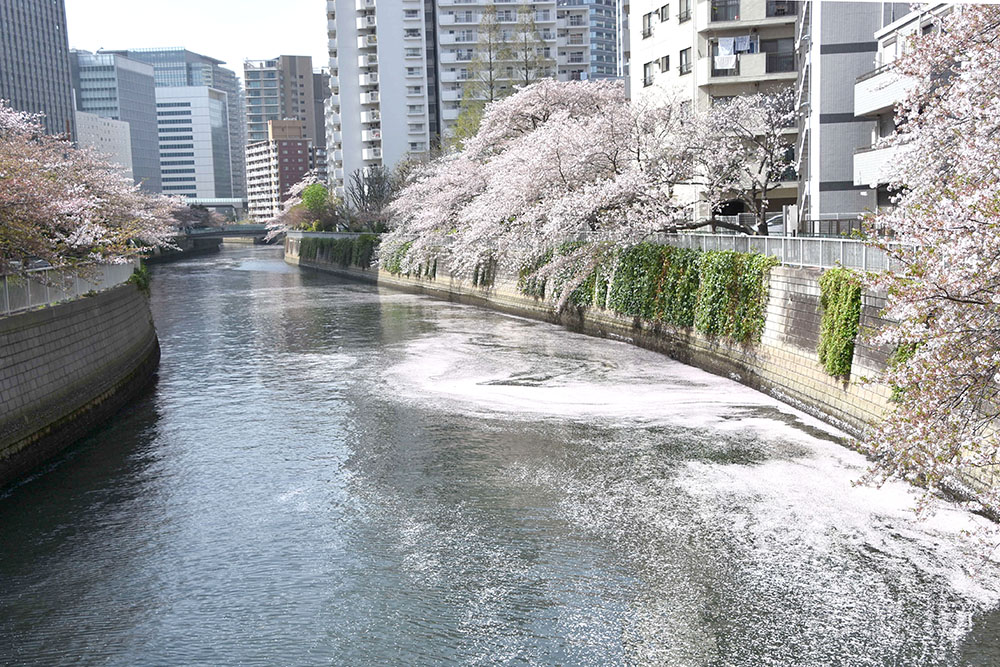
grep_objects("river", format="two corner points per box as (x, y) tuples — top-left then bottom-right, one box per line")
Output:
(1, 245), (998, 666)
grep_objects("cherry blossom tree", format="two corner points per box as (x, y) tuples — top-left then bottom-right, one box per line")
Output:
(694, 88), (797, 235)
(860, 5), (1000, 522)
(382, 80), (705, 298)
(0, 101), (176, 279)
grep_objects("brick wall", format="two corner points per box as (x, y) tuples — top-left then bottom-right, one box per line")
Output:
(0, 284), (160, 485)
(286, 245), (892, 438)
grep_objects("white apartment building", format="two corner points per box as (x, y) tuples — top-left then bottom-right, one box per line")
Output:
(628, 0), (798, 224)
(155, 86), (234, 199)
(75, 110), (133, 180)
(326, 0), (432, 195)
(326, 0), (625, 196)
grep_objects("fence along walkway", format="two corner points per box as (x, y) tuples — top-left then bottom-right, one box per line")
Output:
(1, 261), (138, 317)
(649, 233), (903, 272)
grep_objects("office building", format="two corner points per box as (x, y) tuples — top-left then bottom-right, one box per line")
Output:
(155, 86), (233, 199)
(104, 48), (246, 199)
(0, 0), (76, 137)
(75, 111), (133, 179)
(244, 56), (325, 144)
(246, 120), (317, 221)
(71, 50), (161, 192)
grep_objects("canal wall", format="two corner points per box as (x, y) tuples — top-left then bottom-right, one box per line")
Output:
(0, 284), (160, 486)
(284, 237), (892, 438)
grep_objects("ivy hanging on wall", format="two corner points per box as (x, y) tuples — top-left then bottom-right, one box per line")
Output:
(694, 250), (778, 344)
(818, 267), (863, 377)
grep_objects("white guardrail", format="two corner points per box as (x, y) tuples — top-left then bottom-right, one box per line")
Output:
(650, 233), (903, 272)
(1, 260), (139, 317)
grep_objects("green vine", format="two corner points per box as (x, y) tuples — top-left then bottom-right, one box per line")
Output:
(517, 250), (553, 299)
(818, 267), (862, 377)
(384, 241), (412, 276)
(694, 251), (777, 343)
(126, 264), (151, 295)
(608, 243), (668, 319)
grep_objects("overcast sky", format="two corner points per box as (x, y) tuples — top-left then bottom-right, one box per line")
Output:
(65, 0), (329, 81)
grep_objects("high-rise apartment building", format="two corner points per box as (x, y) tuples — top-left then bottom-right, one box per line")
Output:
(244, 56), (324, 144)
(103, 48), (247, 199)
(246, 120), (317, 221)
(71, 51), (161, 192)
(327, 0), (625, 195)
(154, 86), (233, 199)
(0, 0), (76, 137)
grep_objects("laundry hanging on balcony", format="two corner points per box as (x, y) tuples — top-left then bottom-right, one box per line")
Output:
(734, 35), (753, 53)
(715, 55), (738, 69)
(715, 37), (738, 70)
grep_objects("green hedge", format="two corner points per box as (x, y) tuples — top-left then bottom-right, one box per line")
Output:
(694, 251), (777, 343)
(608, 243), (667, 319)
(818, 267), (863, 377)
(299, 234), (379, 269)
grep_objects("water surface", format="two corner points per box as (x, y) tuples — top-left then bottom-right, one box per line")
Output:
(2, 245), (998, 665)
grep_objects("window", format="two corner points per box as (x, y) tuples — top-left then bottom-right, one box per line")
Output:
(643, 62), (654, 86)
(761, 37), (794, 73)
(678, 0), (691, 22)
(659, 4), (670, 22)
(712, 0), (740, 22)
(766, 0), (797, 17)
(642, 12), (653, 38)
(659, 55), (670, 72)
(404, 9), (419, 18)
(679, 48), (692, 74)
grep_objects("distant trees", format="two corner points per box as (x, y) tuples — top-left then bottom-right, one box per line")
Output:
(0, 101), (175, 279)
(450, 3), (554, 150)
(860, 5), (1000, 519)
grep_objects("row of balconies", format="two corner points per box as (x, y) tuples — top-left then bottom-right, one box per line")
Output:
(356, 0), (374, 11)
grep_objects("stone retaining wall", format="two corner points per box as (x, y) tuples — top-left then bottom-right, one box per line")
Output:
(285, 243), (892, 438)
(0, 284), (160, 486)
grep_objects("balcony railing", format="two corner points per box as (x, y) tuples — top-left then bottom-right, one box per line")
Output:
(766, 52), (795, 73)
(711, 0), (740, 22)
(678, 8), (691, 22)
(766, 0), (798, 17)
(711, 59), (740, 77)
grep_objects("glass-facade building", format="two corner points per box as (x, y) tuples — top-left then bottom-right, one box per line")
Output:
(71, 51), (161, 192)
(103, 48), (246, 199)
(0, 0), (76, 137)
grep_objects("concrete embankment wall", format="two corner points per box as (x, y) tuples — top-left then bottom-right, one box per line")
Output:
(285, 240), (892, 438)
(0, 284), (160, 486)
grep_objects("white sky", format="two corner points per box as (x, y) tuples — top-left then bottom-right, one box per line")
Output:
(65, 0), (329, 82)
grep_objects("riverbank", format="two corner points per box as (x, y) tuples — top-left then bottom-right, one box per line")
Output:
(0, 283), (160, 487)
(284, 233), (893, 439)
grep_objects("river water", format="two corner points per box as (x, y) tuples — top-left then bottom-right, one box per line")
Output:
(2, 245), (999, 666)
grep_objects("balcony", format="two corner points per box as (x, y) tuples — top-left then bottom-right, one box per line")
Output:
(440, 70), (469, 82)
(359, 72), (379, 86)
(356, 15), (376, 30)
(362, 147), (383, 161)
(357, 34), (377, 49)
(360, 110), (381, 123)
(441, 13), (477, 25)
(704, 52), (796, 82)
(358, 53), (378, 68)
(853, 144), (900, 187)
(356, 0), (374, 10)
(855, 64), (916, 117)
(361, 129), (382, 142)
(360, 91), (380, 105)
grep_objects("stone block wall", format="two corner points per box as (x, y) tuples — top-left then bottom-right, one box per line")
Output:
(0, 284), (160, 486)
(285, 240), (892, 438)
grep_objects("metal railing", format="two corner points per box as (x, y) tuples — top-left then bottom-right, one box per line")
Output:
(1, 260), (138, 317)
(650, 233), (903, 272)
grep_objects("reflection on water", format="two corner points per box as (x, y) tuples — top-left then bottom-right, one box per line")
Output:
(1, 245), (998, 666)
